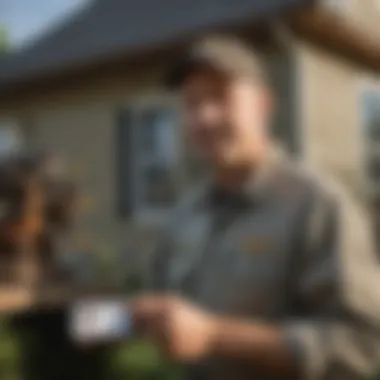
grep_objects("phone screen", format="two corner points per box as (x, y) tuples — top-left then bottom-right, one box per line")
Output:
(68, 299), (132, 343)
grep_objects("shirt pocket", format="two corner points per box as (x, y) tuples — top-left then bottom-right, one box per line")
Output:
(225, 250), (285, 316)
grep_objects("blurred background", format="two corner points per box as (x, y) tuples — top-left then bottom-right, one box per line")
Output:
(1, 0), (380, 379)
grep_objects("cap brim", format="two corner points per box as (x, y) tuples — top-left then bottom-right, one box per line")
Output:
(164, 54), (227, 89)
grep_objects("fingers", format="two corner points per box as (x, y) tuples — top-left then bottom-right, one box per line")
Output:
(130, 293), (177, 349)
(131, 293), (178, 321)
(129, 294), (212, 361)
(132, 294), (170, 331)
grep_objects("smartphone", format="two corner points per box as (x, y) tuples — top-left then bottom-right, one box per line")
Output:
(68, 299), (132, 343)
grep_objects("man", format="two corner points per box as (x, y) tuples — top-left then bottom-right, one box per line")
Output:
(131, 35), (380, 380)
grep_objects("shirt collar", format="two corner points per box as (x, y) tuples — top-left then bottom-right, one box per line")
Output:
(204, 145), (285, 208)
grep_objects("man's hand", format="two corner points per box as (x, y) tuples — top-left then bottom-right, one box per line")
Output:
(131, 294), (219, 362)
(131, 294), (297, 375)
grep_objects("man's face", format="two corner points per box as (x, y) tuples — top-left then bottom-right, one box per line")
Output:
(181, 69), (271, 168)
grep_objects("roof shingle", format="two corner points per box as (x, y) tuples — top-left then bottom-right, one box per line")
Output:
(0, 0), (311, 88)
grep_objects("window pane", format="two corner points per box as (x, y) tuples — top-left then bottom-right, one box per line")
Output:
(362, 90), (380, 185)
(367, 153), (380, 183)
(138, 108), (177, 161)
(368, 115), (380, 142)
(137, 106), (178, 209)
(0, 122), (22, 158)
(139, 110), (158, 155)
(157, 111), (177, 165)
(268, 54), (299, 155)
(142, 164), (176, 205)
(363, 91), (380, 142)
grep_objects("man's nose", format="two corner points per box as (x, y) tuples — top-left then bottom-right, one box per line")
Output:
(196, 103), (223, 127)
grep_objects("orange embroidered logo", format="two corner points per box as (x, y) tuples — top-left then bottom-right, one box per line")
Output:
(240, 236), (272, 254)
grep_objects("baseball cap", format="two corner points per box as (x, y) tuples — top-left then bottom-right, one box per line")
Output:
(165, 35), (267, 89)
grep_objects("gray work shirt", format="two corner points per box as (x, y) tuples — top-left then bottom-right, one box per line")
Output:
(146, 153), (380, 380)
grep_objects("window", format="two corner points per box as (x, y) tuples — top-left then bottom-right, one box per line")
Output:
(0, 120), (23, 157)
(117, 97), (179, 222)
(269, 53), (300, 156)
(361, 89), (380, 193)
(135, 106), (178, 209)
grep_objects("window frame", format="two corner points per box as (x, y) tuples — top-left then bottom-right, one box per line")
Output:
(357, 79), (380, 199)
(125, 94), (181, 225)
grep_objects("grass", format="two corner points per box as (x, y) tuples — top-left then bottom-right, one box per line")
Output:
(111, 340), (182, 380)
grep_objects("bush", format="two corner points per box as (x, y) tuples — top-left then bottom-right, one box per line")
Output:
(0, 321), (21, 380)
(111, 340), (182, 380)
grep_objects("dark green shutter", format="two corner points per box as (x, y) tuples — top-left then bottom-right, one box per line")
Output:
(116, 108), (134, 218)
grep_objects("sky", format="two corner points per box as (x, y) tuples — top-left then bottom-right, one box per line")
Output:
(0, 0), (91, 149)
(0, 0), (89, 49)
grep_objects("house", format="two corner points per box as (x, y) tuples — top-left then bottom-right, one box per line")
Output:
(0, 0), (380, 269)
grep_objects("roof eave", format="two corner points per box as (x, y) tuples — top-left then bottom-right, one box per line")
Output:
(287, 7), (380, 72)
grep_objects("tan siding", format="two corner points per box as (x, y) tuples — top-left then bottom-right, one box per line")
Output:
(345, 0), (380, 42)
(35, 104), (125, 255)
(1, 71), (169, 270)
(321, 0), (380, 42)
(296, 41), (366, 196)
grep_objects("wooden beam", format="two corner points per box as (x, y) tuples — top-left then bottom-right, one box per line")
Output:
(286, 7), (380, 72)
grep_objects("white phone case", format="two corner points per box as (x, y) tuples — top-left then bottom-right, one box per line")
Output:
(68, 299), (132, 342)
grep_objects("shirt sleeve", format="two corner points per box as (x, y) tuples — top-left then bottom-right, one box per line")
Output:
(283, 179), (380, 380)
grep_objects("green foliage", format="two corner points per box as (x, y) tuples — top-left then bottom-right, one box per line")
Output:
(96, 246), (118, 283)
(123, 272), (143, 293)
(111, 340), (182, 380)
(0, 320), (181, 380)
(0, 270), (178, 380)
(0, 320), (21, 380)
